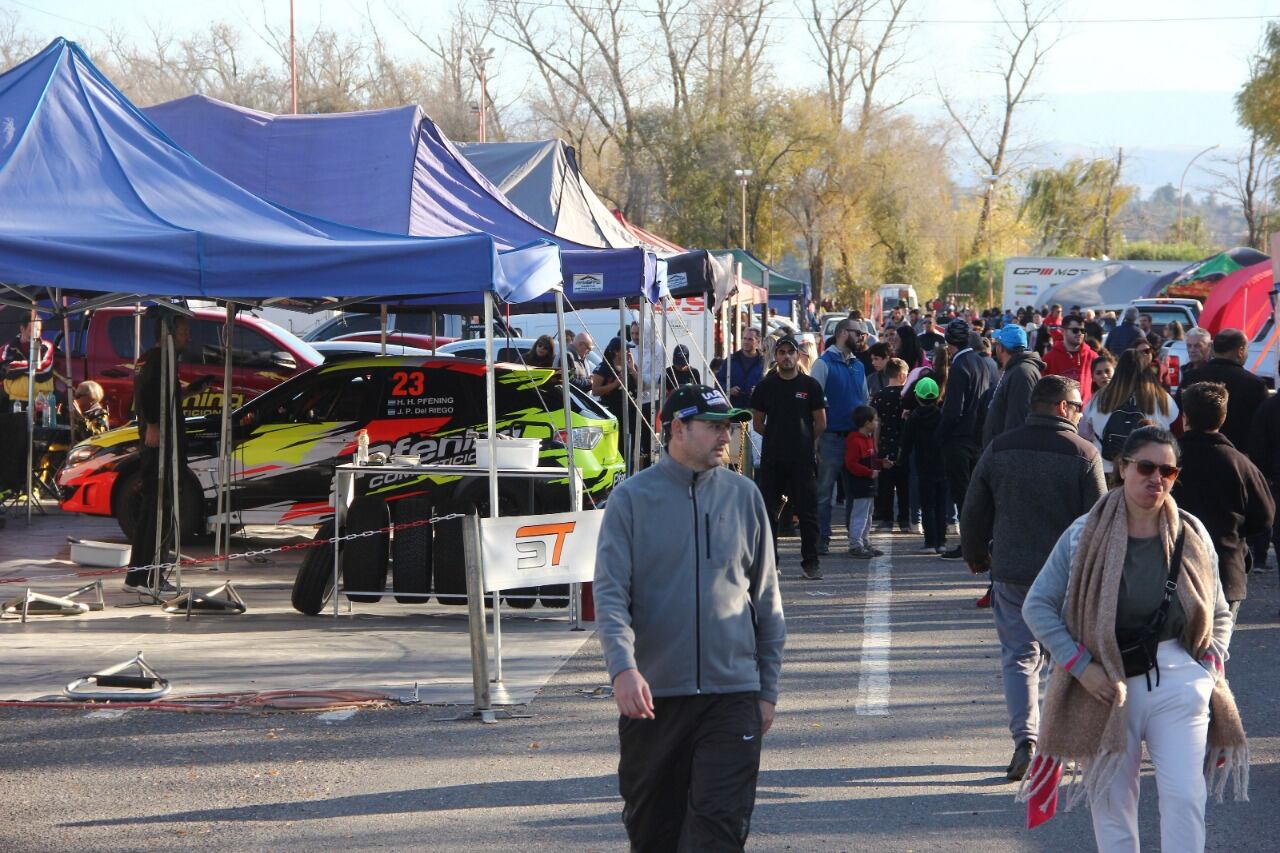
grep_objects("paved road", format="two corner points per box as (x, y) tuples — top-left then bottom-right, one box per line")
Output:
(2, 531), (1275, 851)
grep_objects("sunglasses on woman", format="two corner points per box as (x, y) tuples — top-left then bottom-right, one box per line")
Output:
(1121, 457), (1180, 480)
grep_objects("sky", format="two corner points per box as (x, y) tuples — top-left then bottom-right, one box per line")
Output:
(8, 0), (1279, 192)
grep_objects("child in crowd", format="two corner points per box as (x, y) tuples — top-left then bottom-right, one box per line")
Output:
(896, 377), (948, 554)
(844, 405), (890, 558)
(872, 358), (910, 532)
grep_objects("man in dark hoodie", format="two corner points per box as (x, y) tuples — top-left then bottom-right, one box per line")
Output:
(937, 318), (991, 559)
(1103, 306), (1143, 353)
(983, 323), (1043, 445)
(1172, 381), (1274, 620)
(961, 376), (1105, 780)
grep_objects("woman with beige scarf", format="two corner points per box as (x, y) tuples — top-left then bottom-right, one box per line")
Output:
(1021, 426), (1247, 851)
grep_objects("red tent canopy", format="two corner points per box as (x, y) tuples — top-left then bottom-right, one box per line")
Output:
(1200, 260), (1275, 338)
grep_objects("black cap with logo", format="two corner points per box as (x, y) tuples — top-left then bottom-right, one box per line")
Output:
(660, 384), (752, 424)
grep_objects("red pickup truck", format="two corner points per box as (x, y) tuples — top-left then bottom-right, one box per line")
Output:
(66, 307), (323, 427)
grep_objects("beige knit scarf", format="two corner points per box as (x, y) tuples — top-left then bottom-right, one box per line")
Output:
(1018, 488), (1249, 813)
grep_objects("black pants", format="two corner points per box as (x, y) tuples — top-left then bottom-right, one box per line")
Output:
(917, 475), (949, 548)
(756, 456), (820, 570)
(873, 463), (910, 527)
(941, 437), (980, 516)
(618, 692), (763, 852)
(125, 445), (190, 587)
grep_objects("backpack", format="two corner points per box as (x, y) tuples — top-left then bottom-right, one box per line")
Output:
(1100, 395), (1147, 461)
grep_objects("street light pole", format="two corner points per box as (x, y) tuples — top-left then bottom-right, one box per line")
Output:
(733, 168), (753, 249)
(984, 174), (998, 309)
(764, 183), (779, 263)
(289, 0), (297, 114)
(1177, 143), (1219, 243)
(469, 48), (495, 143)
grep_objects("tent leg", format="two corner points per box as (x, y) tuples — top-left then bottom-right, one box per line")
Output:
(618, 298), (630, 476)
(25, 305), (36, 525)
(483, 292), (502, 683)
(554, 290), (583, 629)
(217, 303), (234, 571)
(632, 302), (645, 470)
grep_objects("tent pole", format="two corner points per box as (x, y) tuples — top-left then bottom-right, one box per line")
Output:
(554, 290), (583, 629)
(152, 322), (170, 599)
(133, 303), (141, 369)
(618, 298), (630, 476)
(61, 293), (77, 440)
(660, 296), (670, 457)
(632, 302), (645, 470)
(483, 291), (503, 682)
(380, 305), (387, 355)
(169, 327), (183, 595)
(430, 310), (438, 353)
(217, 303), (234, 572)
(24, 305), (36, 524)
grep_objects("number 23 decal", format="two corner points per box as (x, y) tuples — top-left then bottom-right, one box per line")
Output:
(391, 371), (425, 396)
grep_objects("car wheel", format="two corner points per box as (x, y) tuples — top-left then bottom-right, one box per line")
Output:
(344, 497), (389, 602)
(431, 515), (469, 606)
(538, 584), (570, 610)
(476, 491), (537, 610)
(292, 521), (336, 615)
(113, 470), (207, 544)
(391, 497), (432, 604)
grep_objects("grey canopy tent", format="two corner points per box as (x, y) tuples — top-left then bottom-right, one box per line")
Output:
(1035, 263), (1163, 309)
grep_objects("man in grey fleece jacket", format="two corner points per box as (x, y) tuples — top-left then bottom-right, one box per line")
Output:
(960, 375), (1106, 781)
(595, 384), (785, 851)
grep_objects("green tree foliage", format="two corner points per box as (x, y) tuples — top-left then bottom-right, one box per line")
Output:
(1237, 22), (1280, 149)
(1114, 241), (1210, 261)
(1020, 156), (1133, 256)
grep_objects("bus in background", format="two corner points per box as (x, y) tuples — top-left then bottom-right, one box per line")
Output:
(875, 284), (919, 327)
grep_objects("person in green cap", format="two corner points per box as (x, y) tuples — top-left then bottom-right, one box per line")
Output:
(896, 376), (949, 553)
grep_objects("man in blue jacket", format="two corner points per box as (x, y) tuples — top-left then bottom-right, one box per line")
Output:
(595, 384), (786, 851)
(810, 319), (869, 552)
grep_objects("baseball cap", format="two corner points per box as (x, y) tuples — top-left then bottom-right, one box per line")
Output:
(660, 384), (752, 424)
(774, 334), (800, 352)
(995, 324), (1027, 350)
(944, 318), (971, 347)
(914, 377), (940, 401)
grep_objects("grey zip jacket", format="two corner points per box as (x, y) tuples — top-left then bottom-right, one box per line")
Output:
(594, 453), (786, 703)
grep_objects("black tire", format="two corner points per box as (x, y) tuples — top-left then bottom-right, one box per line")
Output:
(344, 497), (389, 602)
(538, 584), (570, 609)
(391, 497), (432, 604)
(291, 521), (337, 615)
(432, 515), (468, 606)
(114, 469), (205, 544)
(475, 490), (538, 610)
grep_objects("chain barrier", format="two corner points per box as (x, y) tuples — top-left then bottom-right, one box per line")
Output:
(0, 512), (466, 587)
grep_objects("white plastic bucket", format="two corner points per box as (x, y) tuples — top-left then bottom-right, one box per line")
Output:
(474, 437), (541, 469)
(69, 539), (132, 568)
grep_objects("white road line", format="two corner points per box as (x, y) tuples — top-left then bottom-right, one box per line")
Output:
(855, 536), (892, 716)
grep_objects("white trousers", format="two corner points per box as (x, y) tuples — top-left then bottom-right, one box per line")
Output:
(1091, 640), (1215, 853)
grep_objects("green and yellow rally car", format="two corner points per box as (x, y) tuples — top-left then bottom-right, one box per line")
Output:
(58, 356), (626, 542)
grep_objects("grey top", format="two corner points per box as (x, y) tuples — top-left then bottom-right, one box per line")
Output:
(594, 453), (786, 703)
(1116, 535), (1186, 642)
(1024, 513), (1232, 677)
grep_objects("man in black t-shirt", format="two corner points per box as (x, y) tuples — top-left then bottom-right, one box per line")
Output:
(751, 335), (827, 579)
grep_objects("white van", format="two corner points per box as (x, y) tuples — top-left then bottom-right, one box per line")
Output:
(876, 284), (919, 325)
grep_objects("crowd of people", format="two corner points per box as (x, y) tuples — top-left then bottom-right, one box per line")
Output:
(596, 296), (1271, 851)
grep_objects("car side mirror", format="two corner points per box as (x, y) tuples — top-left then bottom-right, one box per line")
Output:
(272, 351), (296, 371)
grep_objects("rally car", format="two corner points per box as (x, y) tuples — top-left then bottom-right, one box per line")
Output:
(57, 356), (625, 542)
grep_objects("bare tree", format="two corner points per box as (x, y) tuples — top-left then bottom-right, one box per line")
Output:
(1207, 134), (1273, 249)
(801, 0), (913, 128)
(941, 0), (1060, 255)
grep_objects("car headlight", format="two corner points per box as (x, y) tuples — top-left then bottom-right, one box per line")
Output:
(66, 444), (103, 466)
(556, 426), (603, 450)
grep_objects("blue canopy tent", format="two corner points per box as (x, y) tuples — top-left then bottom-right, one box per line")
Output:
(0, 40), (573, 572)
(0, 41), (560, 307)
(144, 95), (661, 307)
